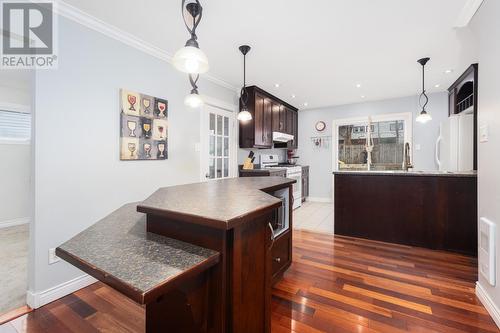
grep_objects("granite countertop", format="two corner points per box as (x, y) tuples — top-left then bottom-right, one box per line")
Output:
(137, 176), (295, 229)
(56, 203), (220, 304)
(333, 170), (477, 177)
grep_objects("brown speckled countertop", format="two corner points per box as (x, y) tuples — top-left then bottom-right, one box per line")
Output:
(137, 176), (295, 229)
(56, 203), (220, 304)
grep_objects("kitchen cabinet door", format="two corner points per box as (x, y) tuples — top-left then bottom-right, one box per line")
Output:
(263, 98), (273, 147)
(254, 93), (272, 148)
(271, 102), (281, 133)
(286, 108), (294, 135)
(287, 110), (298, 149)
(279, 105), (286, 132)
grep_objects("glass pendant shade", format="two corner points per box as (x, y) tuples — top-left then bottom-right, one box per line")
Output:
(172, 46), (209, 74)
(416, 110), (432, 124)
(184, 91), (204, 108)
(237, 107), (252, 122)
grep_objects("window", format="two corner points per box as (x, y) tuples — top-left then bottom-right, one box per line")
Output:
(334, 113), (412, 171)
(0, 110), (31, 143)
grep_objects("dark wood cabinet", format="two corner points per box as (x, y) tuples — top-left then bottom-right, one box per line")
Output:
(334, 173), (477, 255)
(288, 110), (298, 149)
(301, 166), (309, 201)
(448, 64), (478, 170)
(239, 86), (298, 149)
(251, 93), (272, 148)
(237, 170), (294, 284)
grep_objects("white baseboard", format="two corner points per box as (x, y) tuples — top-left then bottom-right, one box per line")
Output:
(307, 197), (333, 203)
(476, 281), (500, 328)
(0, 217), (30, 229)
(27, 274), (97, 309)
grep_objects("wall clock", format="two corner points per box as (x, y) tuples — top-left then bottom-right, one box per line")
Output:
(315, 121), (326, 132)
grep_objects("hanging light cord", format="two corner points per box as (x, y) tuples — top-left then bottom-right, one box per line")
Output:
(240, 52), (248, 107)
(181, 0), (203, 47)
(419, 62), (429, 111)
(189, 74), (199, 93)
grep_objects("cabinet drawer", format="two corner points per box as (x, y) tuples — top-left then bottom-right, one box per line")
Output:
(272, 233), (290, 276)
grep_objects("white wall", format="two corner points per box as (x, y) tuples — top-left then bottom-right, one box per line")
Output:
(0, 144), (31, 224)
(297, 92), (448, 199)
(30, 16), (236, 296)
(470, 0), (500, 326)
(0, 83), (31, 226)
(0, 84), (31, 106)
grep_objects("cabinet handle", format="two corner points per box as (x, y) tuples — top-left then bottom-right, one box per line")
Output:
(274, 257), (281, 263)
(268, 222), (275, 248)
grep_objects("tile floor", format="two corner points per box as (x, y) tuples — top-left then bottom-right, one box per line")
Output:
(293, 201), (334, 234)
(0, 224), (28, 315)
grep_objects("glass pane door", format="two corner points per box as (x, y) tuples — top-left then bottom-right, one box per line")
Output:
(207, 112), (231, 180)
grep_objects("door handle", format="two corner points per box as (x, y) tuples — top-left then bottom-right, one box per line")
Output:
(274, 257), (281, 263)
(268, 222), (275, 248)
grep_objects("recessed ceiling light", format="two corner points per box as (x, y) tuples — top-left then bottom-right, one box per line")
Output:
(274, 83), (280, 88)
(434, 84), (441, 88)
(291, 94), (296, 98)
(303, 102), (308, 107)
(444, 69), (453, 74)
(361, 95), (366, 99)
(356, 83), (362, 88)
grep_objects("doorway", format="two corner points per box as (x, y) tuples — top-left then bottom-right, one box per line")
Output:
(200, 101), (238, 181)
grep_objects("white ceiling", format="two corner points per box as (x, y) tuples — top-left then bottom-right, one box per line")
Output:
(63, 0), (478, 109)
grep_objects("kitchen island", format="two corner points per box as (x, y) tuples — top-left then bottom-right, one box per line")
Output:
(57, 177), (295, 333)
(333, 170), (477, 255)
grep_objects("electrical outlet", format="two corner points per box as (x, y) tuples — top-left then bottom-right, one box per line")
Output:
(48, 248), (61, 265)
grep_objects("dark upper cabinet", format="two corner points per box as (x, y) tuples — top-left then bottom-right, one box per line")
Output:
(239, 86), (299, 149)
(447, 64), (478, 170)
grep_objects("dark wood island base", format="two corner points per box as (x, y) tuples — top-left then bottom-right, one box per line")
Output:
(334, 171), (478, 255)
(57, 177), (295, 333)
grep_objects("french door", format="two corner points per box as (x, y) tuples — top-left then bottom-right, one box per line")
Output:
(200, 104), (237, 181)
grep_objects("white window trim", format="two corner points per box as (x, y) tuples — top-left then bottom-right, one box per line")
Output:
(0, 102), (31, 145)
(331, 112), (413, 172)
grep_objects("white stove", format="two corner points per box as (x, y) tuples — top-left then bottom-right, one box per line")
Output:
(260, 154), (302, 209)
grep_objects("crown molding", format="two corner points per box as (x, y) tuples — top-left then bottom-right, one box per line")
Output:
(55, 1), (237, 92)
(454, 0), (484, 27)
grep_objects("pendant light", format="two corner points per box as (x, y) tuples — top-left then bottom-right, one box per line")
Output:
(416, 57), (432, 124)
(184, 74), (204, 108)
(172, 0), (209, 74)
(238, 45), (252, 122)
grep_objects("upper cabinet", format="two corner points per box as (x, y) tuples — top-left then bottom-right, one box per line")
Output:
(447, 63), (478, 170)
(448, 64), (478, 116)
(239, 86), (298, 149)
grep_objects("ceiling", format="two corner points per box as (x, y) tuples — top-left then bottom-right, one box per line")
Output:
(63, 0), (478, 109)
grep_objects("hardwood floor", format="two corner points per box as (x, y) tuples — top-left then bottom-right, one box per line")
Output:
(1, 231), (497, 332)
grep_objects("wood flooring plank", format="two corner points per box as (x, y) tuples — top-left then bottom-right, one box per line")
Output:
(0, 230), (496, 333)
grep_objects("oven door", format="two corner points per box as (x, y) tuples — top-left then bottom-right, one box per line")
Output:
(271, 188), (290, 237)
(287, 172), (302, 209)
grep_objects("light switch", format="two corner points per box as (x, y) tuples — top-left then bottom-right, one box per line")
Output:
(414, 144), (421, 151)
(480, 125), (489, 143)
(194, 142), (201, 152)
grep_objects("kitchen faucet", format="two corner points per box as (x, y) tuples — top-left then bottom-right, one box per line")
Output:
(403, 142), (413, 171)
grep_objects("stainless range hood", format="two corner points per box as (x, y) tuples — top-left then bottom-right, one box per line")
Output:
(273, 131), (294, 143)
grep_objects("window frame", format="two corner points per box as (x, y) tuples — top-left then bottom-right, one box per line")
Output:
(332, 112), (413, 172)
(0, 102), (31, 145)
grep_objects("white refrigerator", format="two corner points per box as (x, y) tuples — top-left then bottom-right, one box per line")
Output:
(435, 113), (474, 172)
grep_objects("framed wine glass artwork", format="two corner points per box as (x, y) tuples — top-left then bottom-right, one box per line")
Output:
(120, 89), (168, 160)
